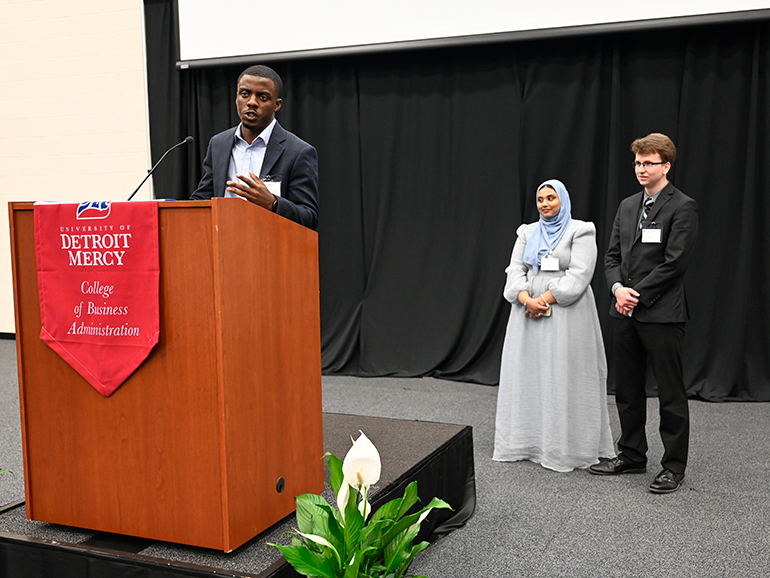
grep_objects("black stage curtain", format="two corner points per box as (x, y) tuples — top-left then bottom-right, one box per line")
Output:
(144, 1), (770, 401)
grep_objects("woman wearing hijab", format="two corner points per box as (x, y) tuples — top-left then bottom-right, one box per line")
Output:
(493, 179), (616, 472)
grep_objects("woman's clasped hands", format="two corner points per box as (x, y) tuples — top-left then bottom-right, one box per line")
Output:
(523, 294), (550, 319)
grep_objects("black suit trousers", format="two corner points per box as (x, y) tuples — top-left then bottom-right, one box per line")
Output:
(613, 317), (689, 474)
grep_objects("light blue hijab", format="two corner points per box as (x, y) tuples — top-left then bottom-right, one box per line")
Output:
(522, 179), (572, 273)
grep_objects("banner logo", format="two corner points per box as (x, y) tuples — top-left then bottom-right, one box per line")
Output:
(77, 201), (112, 220)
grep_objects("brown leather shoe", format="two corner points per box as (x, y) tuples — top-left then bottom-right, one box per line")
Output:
(588, 456), (647, 475)
(649, 469), (685, 493)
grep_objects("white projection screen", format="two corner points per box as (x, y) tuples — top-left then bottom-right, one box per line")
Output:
(177, 1), (770, 67)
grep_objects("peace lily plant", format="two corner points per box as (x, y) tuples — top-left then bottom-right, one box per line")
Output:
(271, 431), (451, 578)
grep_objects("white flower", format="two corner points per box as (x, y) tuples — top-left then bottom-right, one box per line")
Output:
(297, 530), (333, 549)
(342, 431), (381, 491)
(358, 497), (372, 520)
(409, 509), (432, 533)
(337, 479), (351, 515)
(297, 530), (342, 566)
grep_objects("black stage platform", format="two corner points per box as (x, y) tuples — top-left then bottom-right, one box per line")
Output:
(0, 413), (475, 578)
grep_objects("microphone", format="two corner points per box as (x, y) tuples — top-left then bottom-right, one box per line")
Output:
(127, 136), (194, 201)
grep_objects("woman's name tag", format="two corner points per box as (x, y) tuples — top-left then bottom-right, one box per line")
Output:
(541, 255), (560, 271)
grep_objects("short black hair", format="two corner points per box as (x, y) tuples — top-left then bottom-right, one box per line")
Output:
(238, 65), (283, 98)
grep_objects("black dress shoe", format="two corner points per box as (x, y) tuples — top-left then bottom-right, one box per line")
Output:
(588, 456), (647, 475)
(649, 469), (685, 493)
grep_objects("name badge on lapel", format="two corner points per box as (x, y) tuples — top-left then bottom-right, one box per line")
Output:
(641, 225), (662, 243)
(263, 174), (282, 198)
(541, 251), (559, 271)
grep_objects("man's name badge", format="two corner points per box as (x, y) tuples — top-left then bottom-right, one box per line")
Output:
(641, 228), (662, 243)
(265, 181), (282, 198)
(541, 255), (560, 271)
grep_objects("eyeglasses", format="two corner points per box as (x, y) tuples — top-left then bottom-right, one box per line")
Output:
(633, 161), (665, 169)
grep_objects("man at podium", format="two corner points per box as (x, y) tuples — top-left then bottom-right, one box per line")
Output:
(191, 65), (319, 230)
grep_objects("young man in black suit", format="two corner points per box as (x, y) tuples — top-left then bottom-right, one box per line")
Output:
(590, 133), (698, 493)
(191, 65), (319, 230)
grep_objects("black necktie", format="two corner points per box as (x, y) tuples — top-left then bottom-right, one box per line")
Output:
(640, 196), (654, 229)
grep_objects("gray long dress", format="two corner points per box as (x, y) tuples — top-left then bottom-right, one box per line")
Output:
(493, 220), (616, 472)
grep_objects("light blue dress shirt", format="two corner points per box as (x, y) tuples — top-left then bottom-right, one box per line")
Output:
(225, 119), (276, 198)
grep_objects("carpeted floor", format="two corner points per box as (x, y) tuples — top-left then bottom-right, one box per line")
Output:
(2, 337), (769, 577)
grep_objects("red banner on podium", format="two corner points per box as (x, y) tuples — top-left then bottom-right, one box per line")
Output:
(34, 201), (160, 396)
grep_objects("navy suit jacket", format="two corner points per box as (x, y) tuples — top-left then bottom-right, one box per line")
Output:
(604, 182), (698, 323)
(190, 122), (319, 230)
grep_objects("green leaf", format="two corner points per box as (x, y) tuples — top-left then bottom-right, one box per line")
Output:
(366, 481), (418, 528)
(297, 492), (323, 506)
(395, 481), (420, 519)
(381, 497), (452, 547)
(410, 541), (430, 557)
(343, 508), (364, 551)
(393, 541), (430, 578)
(296, 494), (333, 534)
(296, 492), (334, 512)
(342, 489), (365, 551)
(359, 517), (391, 548)
(422, 496), (453, 511)
(383, 524), (421, 573)
(379, 515), (419, 549)
(367, 562), (389, 575)
(327, 453), (344, 495)
(318, 503), (346, 551)
(328, 504), (345, 530)
(281, 530), (327, 555)
(348, 544), (379, 576)
(369, 496), (402, 525)
(294, 494), (348, 558)
(342, 547), (365, 578)
(271, 543), (338, 578)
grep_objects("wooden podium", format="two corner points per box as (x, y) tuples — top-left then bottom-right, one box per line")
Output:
(8, 199), (324, 552)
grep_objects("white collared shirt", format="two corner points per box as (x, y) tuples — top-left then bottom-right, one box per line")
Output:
(225, 119), (277, 198)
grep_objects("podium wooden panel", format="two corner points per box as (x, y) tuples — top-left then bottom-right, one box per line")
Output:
(8, 199), (324, 552)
